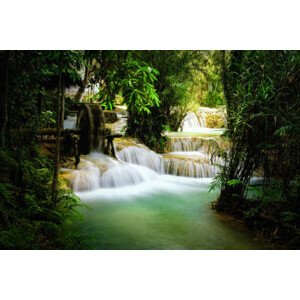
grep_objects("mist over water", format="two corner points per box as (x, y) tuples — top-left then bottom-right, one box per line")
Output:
(71, 176), (263, 249)
(65, 126), (263, 249)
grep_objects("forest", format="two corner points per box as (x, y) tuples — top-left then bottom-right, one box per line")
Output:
(0, 50), (299, 250)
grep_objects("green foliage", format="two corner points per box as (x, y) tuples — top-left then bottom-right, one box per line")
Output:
(215, 50), (300, 247)
(0, 51), (85, 249)
(96, 55), (160, 114)
(226, 179), (243, 187)
(218, 50), (300, 189)
(121, 61), (160, 114)
(40, 110), (56, 127)
(46, 50), (225, 151)
(191, 51), (225, 108)
(0, 148), (83, 249)
(126, 51), (203, 151)
(73, 50), (160, 115)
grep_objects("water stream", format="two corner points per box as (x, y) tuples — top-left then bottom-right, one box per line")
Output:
(70, 176), (263, 249)
(64, 115), (264, 249)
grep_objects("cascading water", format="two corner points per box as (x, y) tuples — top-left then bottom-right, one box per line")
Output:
(198, 110), (207, 128)
(163, 157), (217, 177)
(99, 163), (158, 188)
(64, 108), (227, 197)
(163, 135), (224, 178)
(113, 138), (218, 178)
(180, 108), (227, 132)
(65, 133), (224, 195)
(65, 106), (226, 193)
(197, 107), (227, 129)
(116, 146), (164, 173)
(64, 110), (263, 250)
(64, 112), (78, 129)
(167, 137), (214, 153)
(158, 108), (228, 178)
(181, 112), (201, 132)
(71, 159), (100, 192)
(67, 152), (159, 191)
(163, 151), (218, 178)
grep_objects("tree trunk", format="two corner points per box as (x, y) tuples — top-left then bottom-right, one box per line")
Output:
(51, 51), (65, 202)
(0, 51), (9, 148)
(36, 91), (42, 129)
(220, 50), (232, 131)
(74, 64), (91, 102)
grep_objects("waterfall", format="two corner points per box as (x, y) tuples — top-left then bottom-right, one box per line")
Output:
(198, 110), (207, 128)
(163, 135), (224, 178)
(100, 163), (158, 188)
(181, 112), (201, 131)
(197, 107), (227, 128)
(65, 136), (223, 192)
(64, 112), (78, 129)
(163, 156), (218, 178)
(180, 108), (227, 131)
(67, 152), (159, 191)
(115, 140), (219, 179)
(63, 124), (226, 193)
(116, 146), (164, 173)
(166, 137), (215, 153)
(71, 160), (100, 192)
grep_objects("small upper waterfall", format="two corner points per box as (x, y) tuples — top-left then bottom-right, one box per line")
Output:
(198, 110), (207, 128)
(181, 112), (201, 131)
(196, 107), (227, 129)
(166, 137), (215, 153)
(180, 107), (227, 132)
(64, 112), (78, 129)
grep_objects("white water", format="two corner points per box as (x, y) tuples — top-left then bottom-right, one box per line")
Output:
(116, 146), (164, 173)
(198, 110), (207, 127)
(168, 137), (214, 152)
(181, 108), (227, 132)
(64, 113), (78, 129)
(76, 175), (213, 202)
(181, 112), (201, 132)
(65, 107), (265, 249)
(164, 126), (224, 178)
(65, 111), (226, 193)
(168, 151), (207, 158)
(163, 157), (217, 178)
(69, 152), (159, 191)
(66, 132), (222, 192)
(99, 163), (158, 188)
(67, 147), (218, 193)
(66, 108), (225, 192)
(71, 160), (100, 192)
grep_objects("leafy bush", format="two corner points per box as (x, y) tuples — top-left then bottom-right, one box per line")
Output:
(0, 148), (83, 249)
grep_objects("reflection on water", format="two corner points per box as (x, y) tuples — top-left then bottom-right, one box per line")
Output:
(69, 176), (264, 250)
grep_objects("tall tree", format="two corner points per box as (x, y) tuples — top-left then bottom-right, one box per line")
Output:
(214, 51), (300, 216)
(51, 51), (65, 202)
(0, 51), (9, 148)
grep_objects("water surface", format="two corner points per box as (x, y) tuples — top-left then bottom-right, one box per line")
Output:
(70, 176), (264, 250)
